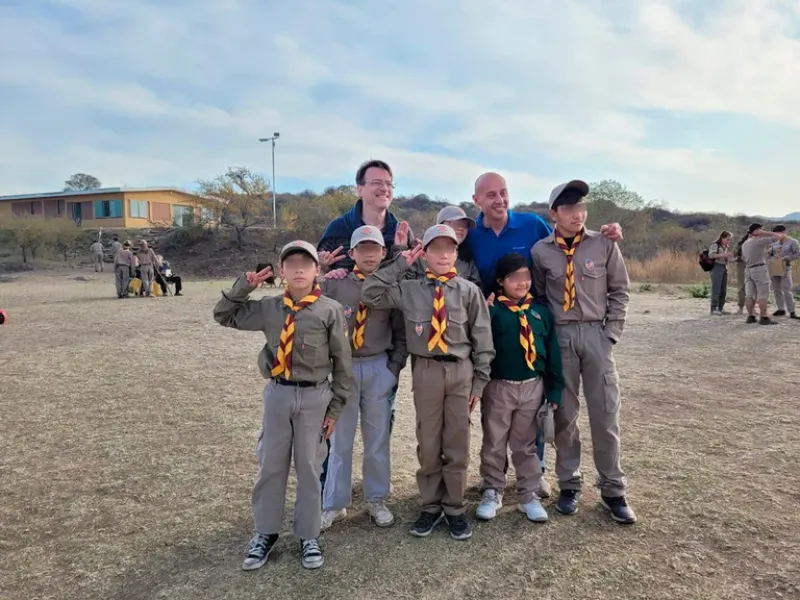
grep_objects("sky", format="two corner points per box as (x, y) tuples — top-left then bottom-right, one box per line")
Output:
(1, 0), (799, 217)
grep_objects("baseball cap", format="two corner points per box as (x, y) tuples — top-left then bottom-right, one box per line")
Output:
(436, 205), (476, 228)
(279, 240), (320, 264)
(350, 225), (385, 248)
(422, 224), (459, 249)
(123, 240), (131, 247)
(548, 180), (590, 209)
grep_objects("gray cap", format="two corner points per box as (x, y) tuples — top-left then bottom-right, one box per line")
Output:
(279, 240), (320, 264)
(422, 224), (459, 249)
(548, 180), (589, 209)
(350, 225), (385, 248)
(436, 205), (476, 228)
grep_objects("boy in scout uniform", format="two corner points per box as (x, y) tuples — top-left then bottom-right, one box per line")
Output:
(113, 241), (135, 298)
(213, 241), (353, 571)
(742, 223), (783, 324)
(90, 240), (104, 272)
(768, 225), (800, 319)
(319, 226), (407, 530)
(531, 180), (635, 524)
(362, 224), (495, 540)
(137, 240), (159, 297)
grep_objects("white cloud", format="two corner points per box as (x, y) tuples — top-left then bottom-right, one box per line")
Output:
(0, 0), (798, 216)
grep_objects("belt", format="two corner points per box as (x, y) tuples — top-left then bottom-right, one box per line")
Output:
(414, 354), (460, 363)
(274, 378), (324, 388)
(496, 376), (540, 385)
(748, 263), (765, 268)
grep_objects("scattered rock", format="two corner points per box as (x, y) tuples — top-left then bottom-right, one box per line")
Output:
(73, 275), (95, 282)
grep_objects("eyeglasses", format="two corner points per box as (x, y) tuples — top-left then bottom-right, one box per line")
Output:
(365, 179), (395, 189)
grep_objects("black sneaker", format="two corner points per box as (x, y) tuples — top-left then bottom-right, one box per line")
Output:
(242, 533), (278, 571)
(772, 310), (786, 317)
(300, 538), (324, 569)
(790, 313), (799, 320)
(445, 514), (473, 540)
(600, 496), (637, 524)
(745, 315), (757, 324)
(409, 511), (443, 537)
(759, 317), (778, 325)
(555, 489), (581, 515)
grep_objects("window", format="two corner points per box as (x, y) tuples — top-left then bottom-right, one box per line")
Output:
(94, 199), (123, 219)
(130, 199), (149, 219)
(172, 204), (194, 227)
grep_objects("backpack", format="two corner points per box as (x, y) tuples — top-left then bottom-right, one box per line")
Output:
(698, 249), (715, 272)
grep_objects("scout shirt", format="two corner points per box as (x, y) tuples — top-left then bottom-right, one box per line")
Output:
(361, 254), (495, 398)
(388, 244), (482, 287)
(741, 235), (776, 268)
(320, 272), (408, 378)
(708, 242), (732, 265)
(213, 274), (354, 420)
(137, 247), (159, 266)
(531, 228), (630, 343)
(90, 241), (103, 254)
(489, 300), (564, 406)
(111, 240), (122, 254)
(769, 236), (800, 263)
(114, 248), (135, 267)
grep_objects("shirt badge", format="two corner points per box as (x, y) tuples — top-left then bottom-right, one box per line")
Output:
(584, 258), (594, 271)
(343, 305), (353, 318)
(415, 322), (423, 336)
(343, 321), (349, 337)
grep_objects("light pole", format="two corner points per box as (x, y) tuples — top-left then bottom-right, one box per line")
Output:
(258, 132), (280, 228)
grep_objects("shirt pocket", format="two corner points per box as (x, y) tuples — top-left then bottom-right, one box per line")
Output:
(406, 310), (432, 344)
(445, 305), (469, 346)
(580, 263), (607, 298)
(297, 328), (329, 371)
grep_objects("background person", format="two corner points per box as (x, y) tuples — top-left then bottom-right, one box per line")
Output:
(768, 225), (800, 319)
(741, 223), (782, 325)
(707, 230), (734, 315)
(90, 240), (104, 272)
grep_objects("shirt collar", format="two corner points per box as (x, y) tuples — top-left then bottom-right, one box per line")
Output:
(476, 210), (520, 232)
(354, 199), (398, 232)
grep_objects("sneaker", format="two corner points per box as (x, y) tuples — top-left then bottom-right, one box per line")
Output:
(409, 511), (443, 537)
(242, 533), (278, 571)
(772, 310), (786, 317)
(476, 489), (503, 521)
(555, 489), (580, 515)
(790, 313), (799, 320)
(537, 478), (551, 499)
(320, 508), (346, 531)
(759, 317), (778, 326)
(518, 498), (549, 522)
(366, 501), (395, 527)
(300, 538), (324, 569)
(445, 514), (473, 540)
(718, 309), (731, 315)
(600, 496), (637, 524)
(745, 315), (757, 324)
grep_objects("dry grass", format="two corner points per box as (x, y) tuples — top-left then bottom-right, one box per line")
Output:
(627, 251), (800, 285)
(2, 272), (800, 600)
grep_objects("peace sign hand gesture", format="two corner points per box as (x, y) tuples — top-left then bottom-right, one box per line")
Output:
(401, 245), (424, 266)
(395, 221), (410, 247)
(318, 246), (347, 270)
(245, 265), (273, 286)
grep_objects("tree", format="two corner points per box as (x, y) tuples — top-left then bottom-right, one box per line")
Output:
(0, 215), (50, 263)
(197, 167), (272, 245)
(64, 173), (102, 191)
(586, 179), (652, 238)
(587, 180), (648, 210)
(48, 219), (85, 261)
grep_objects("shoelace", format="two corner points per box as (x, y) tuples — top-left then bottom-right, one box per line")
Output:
(481, 490), (499, 504)
(248, 536), (268, 555)
(302, 539), (321, 556)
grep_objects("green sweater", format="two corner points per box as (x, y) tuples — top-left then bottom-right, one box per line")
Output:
(489, 300), (564, 406)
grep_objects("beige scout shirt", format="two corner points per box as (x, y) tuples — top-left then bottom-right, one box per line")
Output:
(114, 248), (134, 267)
(213, 275), (354, 420)
(708, 242), (732, 265)
(320, 273), (408, 378)
(137, 247), (158, 266)
(90, 241), (103, 254)
(741, 235), (775, 269)
(531, 229), (630, 343)
(361, 254), (495, 398)
(111, 241), (122, 254)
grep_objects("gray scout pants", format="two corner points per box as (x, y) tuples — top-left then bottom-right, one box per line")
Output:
(412, 356), (472, 516)
(93, 252), (104, 272)
(323, 354), (395, 511)
(771, 265), (796, 313)
(114, 265), (130, 296)
(139, 264), (155, 296)
(709, 263), (728, 311)
(480, 377), (544, 504)
(554, 322), (627, 497)
(252, 380), (330, 540)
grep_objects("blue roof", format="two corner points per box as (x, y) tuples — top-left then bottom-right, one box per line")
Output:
(0, 187), (202, 202)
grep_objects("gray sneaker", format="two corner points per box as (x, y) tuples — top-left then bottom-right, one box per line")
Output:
(300, 538), (324, 569)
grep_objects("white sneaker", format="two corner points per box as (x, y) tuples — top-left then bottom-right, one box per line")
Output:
(476, 489), (503, 520)
(366, 501), (395, 527)
(320, 508), (346, 531)
(518, 498), (549, 522)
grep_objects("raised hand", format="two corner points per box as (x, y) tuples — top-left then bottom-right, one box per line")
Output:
(246, 265), (273, 286)
(318, 246), (346, 270)
(600, 223), (623, 241)
(401, 244), (424, 266)
(486, 292), (495, 306)
(395, 221), (410, 247)
(323, 268), (349, 280)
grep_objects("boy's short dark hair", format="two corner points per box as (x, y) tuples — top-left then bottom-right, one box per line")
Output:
(355, 160), (393, 185)
(113, 236), (119, 241)
(494, 253), (531, 292)
(772, 224), (787, 233)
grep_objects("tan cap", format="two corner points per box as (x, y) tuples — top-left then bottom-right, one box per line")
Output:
(123, 240), (131, 247)
(436, 205), (476, 228)
(350, 225), (385, 248)
(548, 180), (589, 209)
(422, 224), (459, 249)
(279, 240), (320, 264)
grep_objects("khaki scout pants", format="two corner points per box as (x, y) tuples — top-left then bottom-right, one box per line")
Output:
(93, 252), (104, 272)
(771, 264), (796, 313)
(555, 322), (627, 497)
(139, 264), (155, 296)
(745, 265), (770, 301)
(114, 265), (130, 296)
(480, 378), (544, 504)
(412, 357), (472, 516)
(252, 380), (330, 540)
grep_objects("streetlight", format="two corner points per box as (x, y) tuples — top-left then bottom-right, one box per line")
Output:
(258, 132), (280, 228)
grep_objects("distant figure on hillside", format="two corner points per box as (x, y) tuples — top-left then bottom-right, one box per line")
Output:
(767, 225), (800, 319)
(707, 230), (734, 315)
(90, 240), (104, 272)
(741, 223), (783, 325)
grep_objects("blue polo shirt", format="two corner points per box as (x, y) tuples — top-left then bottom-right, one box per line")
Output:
(466, 210), (552, 296)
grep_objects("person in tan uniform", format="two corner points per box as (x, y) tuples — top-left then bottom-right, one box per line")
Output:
(319, 226), (407, 530)
(741, 223), (783, 325)
(362, 224), (495, 541)
(90, 240), (104, 272)
(137, 240), (159, 297)
(110, 236), (122, 254)
(213, 240), (353, 572)
(113, 240), (135, 298)
(531, 180), (635, 524)
(767, 225), (800, 319)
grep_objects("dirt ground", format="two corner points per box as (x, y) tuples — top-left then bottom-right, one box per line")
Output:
(1, 273), (799, 600)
